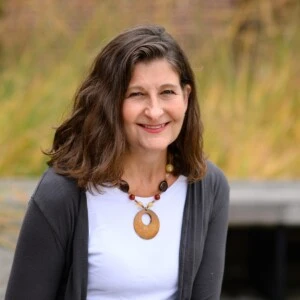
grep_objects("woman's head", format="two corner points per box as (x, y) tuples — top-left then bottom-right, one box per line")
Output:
(122, 58), (190, 155)
(47, 25), (206, 188)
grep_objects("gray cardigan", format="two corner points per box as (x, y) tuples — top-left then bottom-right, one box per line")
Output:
(5, 161), (229, 300)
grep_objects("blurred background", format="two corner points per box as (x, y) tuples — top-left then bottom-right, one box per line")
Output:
(0, 0), (299, 178)
(0, 0), (299, 299)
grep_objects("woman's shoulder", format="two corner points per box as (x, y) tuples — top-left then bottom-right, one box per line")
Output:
(31, 167), (81, 217)
(203, 160), (229, 190)
(191, 160), (230, 205)
(201, 161), (230, 213)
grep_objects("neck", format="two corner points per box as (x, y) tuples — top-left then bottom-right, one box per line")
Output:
(121, 150), (168, 196)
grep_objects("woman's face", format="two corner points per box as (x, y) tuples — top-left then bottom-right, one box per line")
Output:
(122, 59), (191, 154)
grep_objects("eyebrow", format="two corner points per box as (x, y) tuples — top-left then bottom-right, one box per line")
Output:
(127, 83), (179, 90)
(160, 84), (179, 89)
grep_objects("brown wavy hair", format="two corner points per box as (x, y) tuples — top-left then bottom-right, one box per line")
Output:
(46, 24), (206, 189)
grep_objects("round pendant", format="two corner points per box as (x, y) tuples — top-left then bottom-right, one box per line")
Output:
(133, 209), (160, 239)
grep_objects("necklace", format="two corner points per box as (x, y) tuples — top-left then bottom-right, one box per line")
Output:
(119, 163), (174, 240)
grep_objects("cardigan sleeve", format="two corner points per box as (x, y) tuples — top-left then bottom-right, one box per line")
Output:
(5, 198), (65, 300)
(191, 164), (230, 300)
(5, 168), (79, 300)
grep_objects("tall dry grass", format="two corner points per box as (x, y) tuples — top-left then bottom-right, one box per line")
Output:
(0, 0), (299, 179)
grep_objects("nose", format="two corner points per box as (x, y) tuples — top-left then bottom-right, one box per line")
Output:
(144, 95), (163, 120)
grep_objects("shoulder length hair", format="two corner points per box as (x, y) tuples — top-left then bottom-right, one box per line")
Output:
(46, 24), (206, 189)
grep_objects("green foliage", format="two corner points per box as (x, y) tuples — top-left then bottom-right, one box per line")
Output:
(0, 0), (299, 178)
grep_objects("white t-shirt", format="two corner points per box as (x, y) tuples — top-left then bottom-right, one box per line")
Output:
(86, 175), (187, 300)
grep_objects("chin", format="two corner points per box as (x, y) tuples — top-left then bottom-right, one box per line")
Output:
(130, 136), (177, 153)
(141, 142), (172, 152)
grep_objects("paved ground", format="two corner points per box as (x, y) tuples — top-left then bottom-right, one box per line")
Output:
(0, 247), (14, 299)
(0, 178), (36, 299)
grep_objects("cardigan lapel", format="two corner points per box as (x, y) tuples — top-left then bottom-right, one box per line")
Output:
(177, 180), (205, 300)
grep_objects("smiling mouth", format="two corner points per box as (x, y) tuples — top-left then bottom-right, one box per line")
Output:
(138, 122), (169, 129)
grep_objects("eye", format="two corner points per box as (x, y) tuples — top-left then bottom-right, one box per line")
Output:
(127, 92), (143, 98)
(162, 90), (175, 95)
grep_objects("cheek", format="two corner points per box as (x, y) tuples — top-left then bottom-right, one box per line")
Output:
(122, 103), (134, 125)
(171, 103), (187, 121)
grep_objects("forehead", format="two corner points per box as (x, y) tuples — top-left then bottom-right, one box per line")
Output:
(128, 59), (180, 87)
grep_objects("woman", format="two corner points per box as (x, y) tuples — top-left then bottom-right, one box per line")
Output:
(5, 25), (229, 300)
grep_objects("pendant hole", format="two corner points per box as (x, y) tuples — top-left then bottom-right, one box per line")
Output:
(142, 213), (151, 225)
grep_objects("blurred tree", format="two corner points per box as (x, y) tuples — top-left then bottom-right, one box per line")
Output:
(0, 0), (299, 177)
(0, 0), (5, 70)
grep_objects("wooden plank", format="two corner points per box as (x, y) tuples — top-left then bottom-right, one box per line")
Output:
(229, 181), (300, 226)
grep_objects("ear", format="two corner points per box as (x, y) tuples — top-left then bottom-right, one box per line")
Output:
(183, 84), (191, 110)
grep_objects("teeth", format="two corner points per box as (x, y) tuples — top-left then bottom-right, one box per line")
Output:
(143, 124), (165, 129)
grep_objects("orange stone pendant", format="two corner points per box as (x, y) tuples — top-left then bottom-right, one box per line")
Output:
(133, 209), (160, 239)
